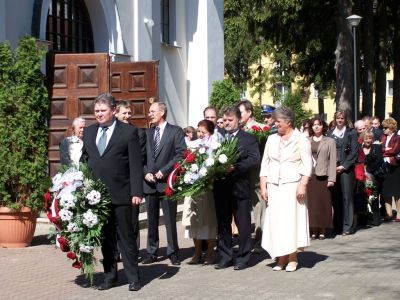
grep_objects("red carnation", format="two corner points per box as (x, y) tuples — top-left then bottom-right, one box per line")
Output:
(263, 126), (270, 131)
(184, 149), (190, 158)
(67, 252), (77, 260)
(365, 188), (373, 197)
(72, 260), (82, 269)
(186, 153), (196, 163)
(172, 173), (178, 182)
(173, 162), (181, 169)
(165, 186), (174, 197)
(57, 236), (70, 252)
(251, 125), (261, 131)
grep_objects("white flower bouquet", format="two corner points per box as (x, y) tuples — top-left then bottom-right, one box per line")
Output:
(44, 163), (111, 284)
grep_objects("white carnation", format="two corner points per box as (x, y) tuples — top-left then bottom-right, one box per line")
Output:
(199, 167), (208, 177)
(67, 222), (80, 232)
(218, 154), (228, 164)
(59, 209), (73, 222)
(184, 173), (192, 184)
(59, 193), (77, 209)
(79, 244), (94, 253)
(198, 147), (206, 154)
(82, 209), (98, 228)
(50, 173), (63, 192)
(190, 164), (199, 172)
(86, 190), (101, 205)
(205, 157), (215, 167)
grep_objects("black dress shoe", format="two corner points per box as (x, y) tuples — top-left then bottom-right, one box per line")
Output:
(214, 260), (232, 269)
(128, 281), (141, 291)
(142, 255), (157, 264)
(234, 263), (247, 270)
(98, 281), (116, 291)
(169, 254), (181, 266)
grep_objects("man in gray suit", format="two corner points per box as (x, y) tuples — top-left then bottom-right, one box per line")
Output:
(142, 102), (186, 265)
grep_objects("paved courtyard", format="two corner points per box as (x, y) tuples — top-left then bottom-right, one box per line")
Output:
(0, 219), (399, 299)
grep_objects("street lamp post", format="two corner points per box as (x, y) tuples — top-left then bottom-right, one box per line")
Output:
(346, 14), (362, 123)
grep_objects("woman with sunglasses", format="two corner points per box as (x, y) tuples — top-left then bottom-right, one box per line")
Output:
(380, 118), (400, 222)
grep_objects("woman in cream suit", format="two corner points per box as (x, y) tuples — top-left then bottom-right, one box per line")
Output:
(260, 107), (312, 272)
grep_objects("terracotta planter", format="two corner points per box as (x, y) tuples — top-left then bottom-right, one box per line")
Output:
(0, 206), (37, 248)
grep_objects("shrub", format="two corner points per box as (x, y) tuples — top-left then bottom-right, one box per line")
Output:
(0, 36), (50, 212)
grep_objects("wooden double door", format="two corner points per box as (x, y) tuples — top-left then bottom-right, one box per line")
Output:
(47, 53), (158, 175)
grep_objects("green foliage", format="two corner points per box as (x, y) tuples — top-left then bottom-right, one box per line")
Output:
(280, 90), (312, 128)
(0, 36), (49, 213)
(209, 79), (241, 113)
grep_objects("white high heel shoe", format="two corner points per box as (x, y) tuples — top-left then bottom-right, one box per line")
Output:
(285, 261), (298, 272)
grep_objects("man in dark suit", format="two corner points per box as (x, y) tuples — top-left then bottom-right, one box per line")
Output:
(213, 105), (260, 271)
(82, 93), (143, 291)
(142, 102), (186, 265)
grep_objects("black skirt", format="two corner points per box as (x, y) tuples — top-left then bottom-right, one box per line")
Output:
(382, 165), (400, 198)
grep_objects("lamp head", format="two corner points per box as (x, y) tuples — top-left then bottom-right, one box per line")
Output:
(346, 15), (362, 27)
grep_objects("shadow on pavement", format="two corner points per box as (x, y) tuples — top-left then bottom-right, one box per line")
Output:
(31, 234), (53, 246)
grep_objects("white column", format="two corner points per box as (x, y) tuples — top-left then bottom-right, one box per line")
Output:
(186, 0), (224, 126)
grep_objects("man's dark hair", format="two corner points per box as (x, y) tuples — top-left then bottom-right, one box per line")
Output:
(223, 105), (241, 120)
(94, 93), (117, 109)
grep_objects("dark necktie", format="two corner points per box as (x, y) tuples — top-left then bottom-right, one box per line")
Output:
(154, 126), (160, 156)
(97, 127), (108, 155)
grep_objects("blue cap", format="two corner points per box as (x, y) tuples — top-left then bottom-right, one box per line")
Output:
(262, 105), (275, 115)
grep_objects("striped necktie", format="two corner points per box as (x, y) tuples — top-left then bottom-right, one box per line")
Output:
(154, 126), (160, 156)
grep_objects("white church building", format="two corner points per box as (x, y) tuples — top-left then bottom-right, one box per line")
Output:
(0, 0), (224, 127)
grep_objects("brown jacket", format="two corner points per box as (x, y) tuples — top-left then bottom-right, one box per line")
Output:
(312, 136), (337, 183)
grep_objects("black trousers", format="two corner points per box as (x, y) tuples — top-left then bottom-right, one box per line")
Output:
(101, 204), (140, 283)
(332, 170), (355, 233)
(214, 189), (252, 265)
(145, 193), (178, 257)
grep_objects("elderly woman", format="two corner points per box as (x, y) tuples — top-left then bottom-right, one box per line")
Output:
(59, 117), (86, 167)
(182, 119), (218, 265)
(327, 111), (358, 235)
(355, 130), (384, 226)
(380, 118), (400, 221)
(260, 107), (312, 272)
(307, 117), (336, 240)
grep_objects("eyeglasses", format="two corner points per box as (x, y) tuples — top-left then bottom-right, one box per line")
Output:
(217, 122), (224, 124)
(384, 127), (389, 129)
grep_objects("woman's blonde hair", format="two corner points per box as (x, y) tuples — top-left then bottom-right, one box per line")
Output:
(382, 117), (397, 132)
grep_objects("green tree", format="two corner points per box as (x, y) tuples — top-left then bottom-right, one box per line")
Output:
(0, 36), (49, 212)
(209, 78), (241, 113)
(280, 90), (313, 128)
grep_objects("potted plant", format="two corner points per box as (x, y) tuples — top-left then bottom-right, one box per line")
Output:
(0, 36), (50, 247)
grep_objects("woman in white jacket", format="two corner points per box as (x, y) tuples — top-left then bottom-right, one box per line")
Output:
(260, 107), (312, 272)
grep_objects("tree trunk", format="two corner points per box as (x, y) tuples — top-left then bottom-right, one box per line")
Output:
(335, 0), (354, 121)
(361, 0), (374, 117)
(390, 1), (400, 121)
(318, 94), (325, 118)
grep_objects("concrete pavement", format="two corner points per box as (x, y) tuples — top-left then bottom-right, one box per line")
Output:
(0, 219), (399, 299)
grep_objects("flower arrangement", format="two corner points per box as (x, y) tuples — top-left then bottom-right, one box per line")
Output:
(364, 175), (379, 213)
(246, 125), (271, 144)
(45, 163), (111, 284)
(166, 137), (239, 201)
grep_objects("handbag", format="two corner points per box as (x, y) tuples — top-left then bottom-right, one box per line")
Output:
(354, 163), (365, 181)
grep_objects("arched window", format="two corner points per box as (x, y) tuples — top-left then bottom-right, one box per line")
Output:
(46, 0), (94, 53)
